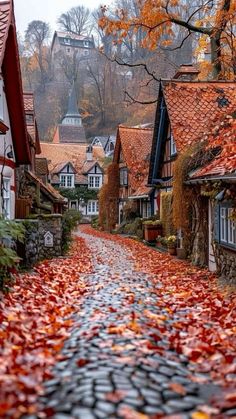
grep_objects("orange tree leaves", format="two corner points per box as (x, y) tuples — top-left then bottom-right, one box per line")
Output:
(0, 236), (93, 418)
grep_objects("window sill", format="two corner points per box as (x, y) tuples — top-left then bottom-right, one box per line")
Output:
(217, 242), (236, 252)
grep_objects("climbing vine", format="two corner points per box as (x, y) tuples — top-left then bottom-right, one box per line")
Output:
(99, 163), (119, 232)
(161, 191), (174, 237)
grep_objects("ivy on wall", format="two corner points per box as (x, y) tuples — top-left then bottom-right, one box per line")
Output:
(99, 163), (119, 232)
(161, 191), (175, 237)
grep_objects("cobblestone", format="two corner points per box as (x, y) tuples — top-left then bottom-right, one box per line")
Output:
(38, 229), (225, 418)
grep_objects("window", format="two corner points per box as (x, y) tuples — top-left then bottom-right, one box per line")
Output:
(218, 205), (236, 248)
(88, 175), (101, 189)
(64, 38), (71, 45)
(67, 48), (70, 53)
(59, 174), (74, 188)
(120, 168), (128, 186)
(2, 178), (10, 219)
(170, 133), (177, 156)
(84, 41), (89, 47)
(84, 50), (89, 56)
(87, 200), (99, 214)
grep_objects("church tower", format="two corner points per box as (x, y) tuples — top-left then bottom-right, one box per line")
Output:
(53, 83), (87, 144)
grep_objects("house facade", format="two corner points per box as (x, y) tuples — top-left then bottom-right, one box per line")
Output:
(187, 117), (236, 281)
(51, 31), (95, 81)
(91, 135), (116, 157)
(113, 125), (154, 224)
(40, 143), (105, 219)
(0, 0), (30, 219)
(148, 67), (236, 276)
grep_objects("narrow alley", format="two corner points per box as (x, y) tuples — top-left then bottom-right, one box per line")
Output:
(35, 226), (235, 419)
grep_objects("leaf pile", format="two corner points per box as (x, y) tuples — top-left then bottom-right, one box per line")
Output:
(0, 236), (93, 418)
(83, 226), (236, 393)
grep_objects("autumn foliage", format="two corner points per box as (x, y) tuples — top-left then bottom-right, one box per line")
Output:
(99, 163), (119, 231)
(99, 0), (236, 79)
(0, 236), (93, 417)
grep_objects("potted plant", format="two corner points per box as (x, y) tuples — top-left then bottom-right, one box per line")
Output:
(143, 220), (162, 242)
(166, 235), (177, 255)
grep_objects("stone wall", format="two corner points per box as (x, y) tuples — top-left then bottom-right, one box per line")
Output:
(214, 244), (236, 284)
(19, 214), (62, 267)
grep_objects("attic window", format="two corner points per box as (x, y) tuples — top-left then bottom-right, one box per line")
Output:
(64, 38), (71, 45)
(216, 96), (229, 108)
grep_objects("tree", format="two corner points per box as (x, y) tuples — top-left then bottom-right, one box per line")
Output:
(99, 0), (236, 79)
(25, 20), (51, 86)
(58, 6), (92, 35)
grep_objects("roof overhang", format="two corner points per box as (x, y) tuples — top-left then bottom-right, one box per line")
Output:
(0, 119), (9, 134)
(186, 175), (236, 185)
(128, 194), (150, 200)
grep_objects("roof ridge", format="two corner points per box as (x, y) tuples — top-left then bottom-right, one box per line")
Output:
(118, 125), (153, 131)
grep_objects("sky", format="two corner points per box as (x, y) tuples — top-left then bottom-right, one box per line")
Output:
(14, 0), (106, 36)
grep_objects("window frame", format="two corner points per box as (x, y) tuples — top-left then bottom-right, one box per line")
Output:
(170, 133), (177, 156)
(218, 204), (236, 249)
(119, 168), (128, 186)
(2, 178), (10, 219)
(59, 173), (74, 188)
(87, 200), (99, 215)
(88, 175), (102, 189)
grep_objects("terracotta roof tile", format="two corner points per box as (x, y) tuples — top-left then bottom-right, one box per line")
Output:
(0, 1), (11, 66)
(35, 158), (49, 176)
(162, 81), (236, 152)
(26, 171), (66, 202)
(39, 143), (105, 179)
(190, 116), (236, 179)
(116, 126), (153, 197)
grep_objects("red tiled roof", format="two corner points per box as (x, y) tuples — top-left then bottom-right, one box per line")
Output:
(35, 158), (49, 176)
(190, 116), (236, 179)
(0, 0), (31, 164)
(39, 143), (105, 178)
(0, 1), (11, 66)
(114, 126), (153, 197)
(162, 81), (236, 152)
(26, 171), (66, 202)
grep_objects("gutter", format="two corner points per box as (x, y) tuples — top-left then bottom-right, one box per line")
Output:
(128, 195), (149, 200)
(186, 175), (236, 185)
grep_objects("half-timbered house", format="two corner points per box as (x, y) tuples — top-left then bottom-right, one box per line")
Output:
(113, 125), (154, 223)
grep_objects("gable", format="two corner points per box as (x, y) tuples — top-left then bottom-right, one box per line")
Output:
(58, 162), (76, 174)
(87, 163), (103, 175)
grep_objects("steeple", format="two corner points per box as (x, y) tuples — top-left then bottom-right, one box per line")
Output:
(62, 83), (82, 126)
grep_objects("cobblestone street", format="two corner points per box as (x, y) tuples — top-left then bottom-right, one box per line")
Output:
(38, 228), (235, 419)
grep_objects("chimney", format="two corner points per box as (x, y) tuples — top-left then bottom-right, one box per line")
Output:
(173, 64), (200, 81)
(86, 145), (93, 161)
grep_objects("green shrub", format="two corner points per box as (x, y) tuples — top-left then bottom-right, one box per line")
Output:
(91, 216), (99, 229)
(61, 210), (81, 253)
(0, 218), (25, 291)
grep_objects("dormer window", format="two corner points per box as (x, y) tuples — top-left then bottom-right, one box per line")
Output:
(59, 174), (74, 188)
(88, 175), (102, 189)
(84, 41), (89, 47)
(170, 133), (177, 156)
(64, 38), (71, 45)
